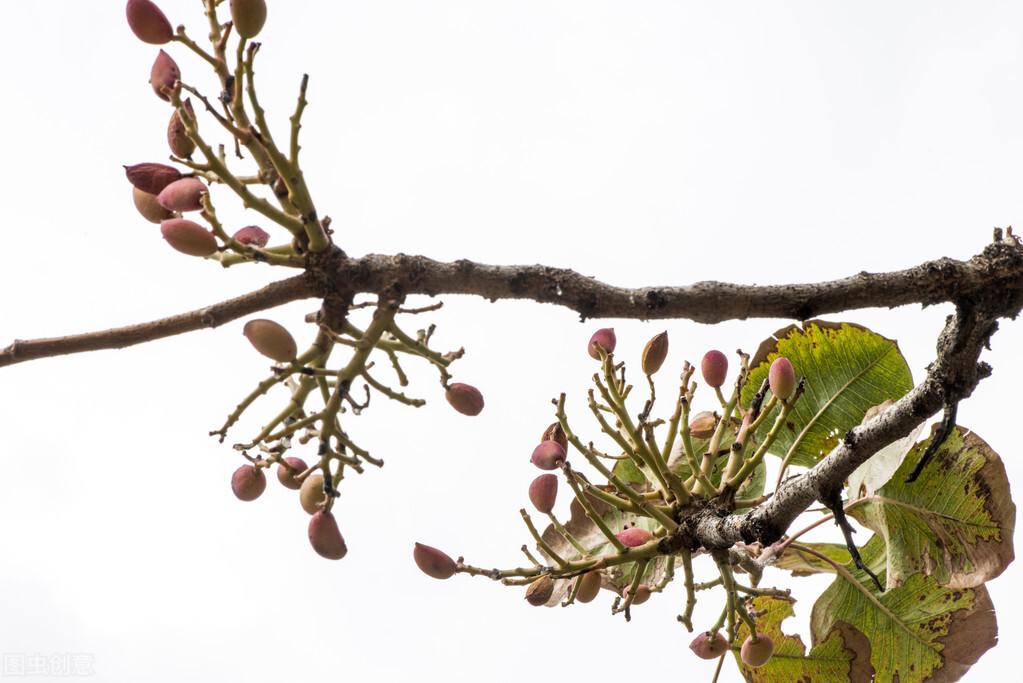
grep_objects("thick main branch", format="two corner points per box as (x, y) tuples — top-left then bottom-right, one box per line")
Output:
(335, 238), (1023, 322)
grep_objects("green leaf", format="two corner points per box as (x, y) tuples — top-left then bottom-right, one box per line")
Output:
(810, 536), (998, 682)
(732, 596), (870, 683)
(849, 425), (1016, 589)
(772, 542), (852, 577)
(741, 321), (913, 468)
(612, 457), (648, 486)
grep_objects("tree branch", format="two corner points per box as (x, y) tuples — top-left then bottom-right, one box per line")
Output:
(0, 274), (316, 368)
(684, 274), (1017, 549)
(333, 237), (1023, 322)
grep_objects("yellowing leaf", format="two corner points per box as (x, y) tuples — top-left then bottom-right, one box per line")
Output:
(742, 321), (913, 468)
(850, 425), (1016, 589)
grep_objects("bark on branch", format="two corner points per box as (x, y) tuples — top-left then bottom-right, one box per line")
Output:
(0, 274), (316, 368)
(337, 237), (1023, 322)
(683, 254), (1021, 549)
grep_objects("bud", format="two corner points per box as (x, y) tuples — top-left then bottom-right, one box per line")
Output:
(157, 177), (206, 212)
(688, 411), (717, 439)
(276, 456), (307, 490)
(132, 187), (173, 223)
(167, 99), (195, 157)
(299, 473), (327, 515)
(525, 575), (554, 606)
(740, 633), (775, 668)
(540, 422), (568, 450)
(769, 357), (796, 400)
(623, 584), (651, 605)
(150, 49), (180, 101)
(413, 542), (458, 580)
(308, 510), (348, 560)
(445, 383), (484, 416)
(587, 328), (616, 360)
(690, 631), (728, 660)
(232, 225), (270, 247)
(124, 162), (182, 195)
(230, 0), (268, 39)
(701, 350), (728, 388)
(575, 571), (601, 604)
(616, 527), (653, 547)
(528, 474), (558, 514)
(243, 319), (298, 362)
(126, 0), (173, 44)
(160, 218), (218, 256)
(640, 331), (669, 375)
(530, 441), (566, 470)
(230, 464), (265, 501)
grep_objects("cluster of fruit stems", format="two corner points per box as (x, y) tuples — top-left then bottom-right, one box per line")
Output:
(458, 348), (805, 640)
(152, 3), (474, 503)
(212, 296), (463, 505)
(168, 0), (328, 263)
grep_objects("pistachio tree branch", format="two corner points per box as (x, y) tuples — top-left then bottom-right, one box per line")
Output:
(0, 274), (315, 368)
(3, 237), (1021, 381)
(337, 235), (1023, 322)
(682, 266), (1020, 549)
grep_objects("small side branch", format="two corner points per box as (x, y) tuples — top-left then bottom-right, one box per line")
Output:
(0, 275), (315, 368)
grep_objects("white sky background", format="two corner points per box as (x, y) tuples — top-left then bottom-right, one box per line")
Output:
(1, 1), (1021, 681)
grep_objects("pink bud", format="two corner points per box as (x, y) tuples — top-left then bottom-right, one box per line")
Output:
(276, 456), (308, 490)
(413, 542), (457, 580)
(150, 49), (180, 101)
(232, 225), (270, 247)
(126, 0), (173, 44)
(308, 511), (348, 560)
(587, 328), (616, 360)
(230, 464), (265, 501)
(525, 575), (555, 606)
(230, 0), (268, 39)
(124, 162), (182, 195)
(616, 527), (653, 547)
(528, 474), (558, 514)
(243, 319), (298, 363)
(690, 631), (729, 660)
(540, 422), (568, 450)
(768, 357), (796, 400)
(160, 218), (218, 257)
(623, 584), (651, 605)
(740, 633), (775, 668)
(641, 331), (669, 375)
(157, 177), (206, 212)
(701, 350), (728, 388)
(530, 441), (566, 470)
(167, 99), (195, 157)
(445, 383), (484, 416)
(132, 187), (173, 223)
(575, 571), (602, 604)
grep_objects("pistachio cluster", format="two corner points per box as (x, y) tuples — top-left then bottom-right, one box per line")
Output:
(416, 328), (804, 669)
(124, 0), (484, 560)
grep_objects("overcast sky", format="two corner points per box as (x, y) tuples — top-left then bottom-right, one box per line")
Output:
(1, 1), (1022, 681)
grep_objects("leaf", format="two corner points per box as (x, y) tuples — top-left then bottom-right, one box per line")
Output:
(810, 536), (998, 682)
(849, 425), (1016, 589)
(741, 321), (914, 468)
(732, 596), (871, 683)
(773, 542), (852, 577)
(537, 477), (669, 605)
